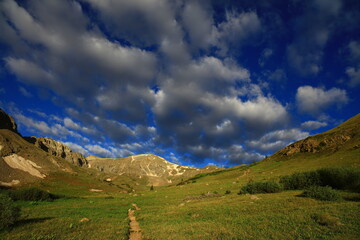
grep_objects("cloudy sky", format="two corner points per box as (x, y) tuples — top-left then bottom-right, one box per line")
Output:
(0, 0), (359, 167)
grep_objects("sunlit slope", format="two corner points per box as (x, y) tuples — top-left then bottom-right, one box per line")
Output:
(0, 128), (143, 196)
(180, 113), (360, 188)
(87, 154), (223, 186)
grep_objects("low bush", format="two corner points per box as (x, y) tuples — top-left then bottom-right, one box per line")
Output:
(301, 186), (342, 201)
(0, 194), (20, 230)
(239, 181), (283, 194)
(280, 167), (360, 192)
(7, 188), (60, 202)
(280, 171), (321, 190)
(317, 168), (360, 192)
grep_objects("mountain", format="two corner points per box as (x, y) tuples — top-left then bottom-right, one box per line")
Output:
(86, 154), (223, 186)
(0, 120), (74, 187)
(0, 109), (142, 193)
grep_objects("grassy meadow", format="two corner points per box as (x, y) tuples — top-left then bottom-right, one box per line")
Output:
(1, 156), (359, 240)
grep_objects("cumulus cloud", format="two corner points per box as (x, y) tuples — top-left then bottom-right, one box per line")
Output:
(1, 0), (157, 124)
(296, 86), (348, 115)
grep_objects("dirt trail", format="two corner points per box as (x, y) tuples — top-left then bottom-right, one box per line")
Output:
(128, 203), (142, 240)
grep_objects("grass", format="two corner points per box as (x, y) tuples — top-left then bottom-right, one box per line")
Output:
(1, 169), (359, 240)
(0, 196), (130, 240)
(134, 188), (360, 240)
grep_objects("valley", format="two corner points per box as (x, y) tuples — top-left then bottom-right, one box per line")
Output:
(0, 109), (359, 240)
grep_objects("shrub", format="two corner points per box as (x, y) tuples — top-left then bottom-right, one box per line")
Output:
(317, 168), (360, 191)
(0, 194), (20, 230)
(7, 188), (59, 202)
(280, 168), (360, 192)
(301, 186), (342, 201)
(239, 181), (283, 194)
(280, 171), (321, 190)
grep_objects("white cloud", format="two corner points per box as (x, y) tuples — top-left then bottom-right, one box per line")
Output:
(5, 58), (56, 85)
(85, 144), (112, 157)
(346, 67), (360, 87)
(296, 86), (348, 115)
(64, 117), (80, 130)
(301, 120), (328, 130)
(14, 113), (52, 134)
(247, 128), (309, 152)
(63, 142), (88, 155)
(212, 11), (261, 55)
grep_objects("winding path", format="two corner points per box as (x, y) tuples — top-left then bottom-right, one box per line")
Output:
(128, 203), (142, 240)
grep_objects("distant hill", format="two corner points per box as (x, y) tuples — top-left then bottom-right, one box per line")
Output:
(87, 154), (223, 186)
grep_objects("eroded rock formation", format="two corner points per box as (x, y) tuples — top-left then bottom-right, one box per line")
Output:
(25, 137), (87, 167)
(0, 108), (19, 135)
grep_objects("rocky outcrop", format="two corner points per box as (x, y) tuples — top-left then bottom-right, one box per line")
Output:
(0, 109), (19, 135)
(278, 134), (352, 157)
(25, 137), (87, 167)
(280, 134), (352, 156)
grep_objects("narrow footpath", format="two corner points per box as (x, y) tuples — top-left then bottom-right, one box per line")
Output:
(128, 203), (142, 240)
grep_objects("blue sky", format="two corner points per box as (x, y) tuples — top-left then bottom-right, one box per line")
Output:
(0, 0), (359, 168)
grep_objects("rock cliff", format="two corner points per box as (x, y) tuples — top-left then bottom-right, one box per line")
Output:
(0, 108), (19, 135)
(25, 137), (87, 167)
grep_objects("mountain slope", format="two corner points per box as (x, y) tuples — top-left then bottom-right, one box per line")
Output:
(87, 154), (222, 186)
(0, 109), (140, 193)
(182, 113), (360, 185)
(0, 128), (75, 186)
(271, 113), (360, 158)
